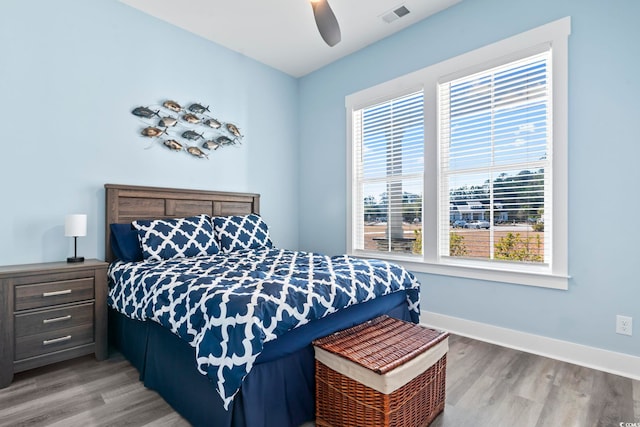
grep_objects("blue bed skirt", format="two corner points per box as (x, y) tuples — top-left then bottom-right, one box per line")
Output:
(109, 291), (413, 427)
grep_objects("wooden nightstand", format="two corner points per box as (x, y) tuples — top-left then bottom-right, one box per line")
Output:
(0, 259), (108, 388)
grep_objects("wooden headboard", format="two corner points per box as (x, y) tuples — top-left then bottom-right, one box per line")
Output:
(105, 184), (261, 263)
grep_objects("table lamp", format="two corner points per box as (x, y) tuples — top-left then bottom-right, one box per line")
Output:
(65, 214), (87, 263)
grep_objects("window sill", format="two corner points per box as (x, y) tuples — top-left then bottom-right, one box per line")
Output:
(350, 251), (569, 290)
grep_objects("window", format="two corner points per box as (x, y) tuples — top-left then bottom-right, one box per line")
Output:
(347, 17), (570, 289)
(352, 91), (424, 255)
(439, 52), (549, 263)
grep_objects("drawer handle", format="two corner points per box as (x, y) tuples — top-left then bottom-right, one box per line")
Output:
(43, 315), (72, 324)
(43, 335), (72, 345)
(42, 289), (72, 297)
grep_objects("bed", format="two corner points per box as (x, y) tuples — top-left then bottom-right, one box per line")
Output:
(104, 184), (421, 427)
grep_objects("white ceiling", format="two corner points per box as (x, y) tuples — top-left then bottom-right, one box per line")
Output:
(119, 0), (461, 77)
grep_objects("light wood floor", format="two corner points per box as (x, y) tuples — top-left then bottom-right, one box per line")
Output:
(0, 335), (638, 427)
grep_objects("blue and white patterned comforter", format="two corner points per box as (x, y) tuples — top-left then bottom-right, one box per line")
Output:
(108, 247), (420, 409)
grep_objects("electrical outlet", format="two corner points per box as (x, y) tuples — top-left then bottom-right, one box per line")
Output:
(616, 315), (632, 336)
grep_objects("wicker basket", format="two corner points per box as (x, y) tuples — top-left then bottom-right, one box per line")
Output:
(313, 315), (448, 427)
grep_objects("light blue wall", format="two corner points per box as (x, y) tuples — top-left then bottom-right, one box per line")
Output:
(0, 0), (299, 265)
(298, 0), (640, 357)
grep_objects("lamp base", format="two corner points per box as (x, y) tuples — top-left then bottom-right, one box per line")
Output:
(67, 256), (85, 263)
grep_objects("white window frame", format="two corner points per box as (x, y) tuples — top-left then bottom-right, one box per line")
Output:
(346, 17), (570, 290)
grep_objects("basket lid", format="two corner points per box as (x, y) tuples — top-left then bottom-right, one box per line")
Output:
(312, 315), (448, 374)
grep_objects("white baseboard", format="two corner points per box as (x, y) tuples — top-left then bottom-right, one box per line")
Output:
(421, 310), (640, 381)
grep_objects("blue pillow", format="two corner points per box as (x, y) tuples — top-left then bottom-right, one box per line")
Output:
(213, 213), (272, 253)
(133, 214), (220, 261)
(110, 223), (143, 262)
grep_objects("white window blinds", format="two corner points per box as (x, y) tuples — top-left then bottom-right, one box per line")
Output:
(353, 91), (424, 255)
(439, 51), (551, 264)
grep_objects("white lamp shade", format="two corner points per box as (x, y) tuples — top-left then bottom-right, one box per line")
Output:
(65, 214), (87, 237)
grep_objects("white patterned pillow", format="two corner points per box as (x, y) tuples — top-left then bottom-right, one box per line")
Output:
(213, 214), (272, 253)
(133, 214), (220, 261)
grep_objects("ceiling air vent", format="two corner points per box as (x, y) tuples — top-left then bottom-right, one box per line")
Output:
(381, 5), (411, 24)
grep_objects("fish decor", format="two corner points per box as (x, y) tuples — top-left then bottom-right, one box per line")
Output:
(163, 100), (182, 112)
(182, 130), (204, 141)
(216, 135), (234, 146)
(187, 146), (208, 159)
(132, 106), (160, 118)
(226, 123), (242, 139)
(188, 103), (210, 114)
(131, 98), (244, 159)
(164, 139), (183, 151)
(141, 126), (166, 137)
(202, 140), (220, 150)
(182, 113), (201, 124)
(158, 116), (178, 128)
(204, 118), (222, 129)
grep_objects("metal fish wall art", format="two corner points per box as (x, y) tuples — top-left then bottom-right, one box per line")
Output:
(158, 116), (178, 128)
(216, 135), (234, 146)
(187, 146), (208, 159)
(226, 123), (242, 139)
(141, 126), (166, 137)
(202, 140), (220, 150)
(182, 130), (204, 141)
(132, 106), (160, 118)
(162, 100), (182, 112)
(188, 103), (210, 114)
(204, 118), (222, 129)
(131, 98), (244, 159)
(164, 139), (183, 151)
(182, 113), (201, 124)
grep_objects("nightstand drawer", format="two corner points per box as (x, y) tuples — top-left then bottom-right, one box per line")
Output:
(15, 324), (94, 360)
(15, 303), (94, 338)
(15, 278), (94, 311)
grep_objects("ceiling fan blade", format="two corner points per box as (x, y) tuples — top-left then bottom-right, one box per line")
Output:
(311, 0), (341, 47)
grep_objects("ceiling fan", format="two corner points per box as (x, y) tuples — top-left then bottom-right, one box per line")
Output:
(310, 0), (341, 47)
